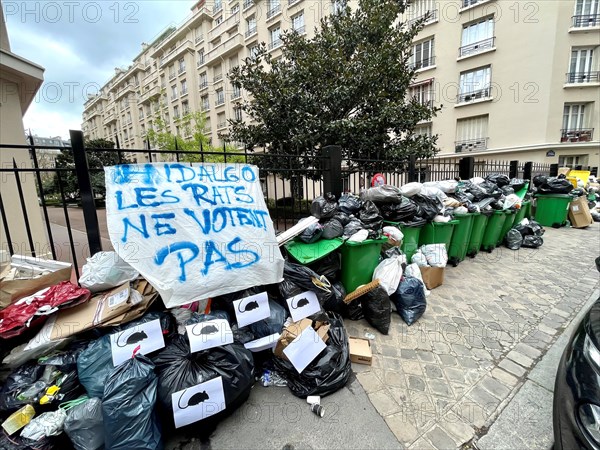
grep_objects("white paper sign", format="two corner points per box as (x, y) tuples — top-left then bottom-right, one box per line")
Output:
(286, 291), (321, 322)
(233, 292), (270, 328)
(104, 163), (285, 308)
(172, 376), (226, 428)
(243, 333), (280, 352)
(110, 319), (165, 367)
(186, 319), (234, 353)
(283, 325), (327, 373)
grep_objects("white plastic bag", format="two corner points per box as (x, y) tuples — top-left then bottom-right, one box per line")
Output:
(373, 257), (403, 295)
(433, 215), (451, 223)
(400, 182), (422, 197)
(411, 250), (429, 267)
(348, 229), (369, 243)
(503, 194), (522, 210)
(470, 177), (485, 185)
(20, 409), (67, 440)
(404, 263), (430, 297)
(454, 206), (469, 215)
(383, 226), (404, 244)
(438, 180), (458, 194)
(79, 251), (139, 293)
(421, 186), (447, 202)
(420, 244), (448, 268)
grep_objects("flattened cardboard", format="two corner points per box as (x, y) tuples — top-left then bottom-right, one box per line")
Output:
(418, 266), (445, 290)
(274, 318), (329, 360)
(349, 337), (372, 365)
(1, 266), (72, 309)
(568, 196), (593, 228)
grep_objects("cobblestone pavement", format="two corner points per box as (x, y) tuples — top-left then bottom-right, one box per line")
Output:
(346, 223), (600, 449)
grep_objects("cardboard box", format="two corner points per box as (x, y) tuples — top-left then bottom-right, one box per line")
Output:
(274, 318), (329, 359)
(418, 266), (445, 290)
(569, 196), (593, 228)
(349, 337), (372, 365)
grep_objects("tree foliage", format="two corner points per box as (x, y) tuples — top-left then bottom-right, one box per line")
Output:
(228, 0), (440, 175)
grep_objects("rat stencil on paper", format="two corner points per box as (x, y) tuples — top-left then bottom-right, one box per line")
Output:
(110, 319), (165, 366)
(286, 291), (321, 322)
(233, 292), (270, 327)
(172, 376), (226, 428)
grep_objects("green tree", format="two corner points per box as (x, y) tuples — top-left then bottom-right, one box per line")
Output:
(144, 93), (243, 163)
(228, 0), (440, 176)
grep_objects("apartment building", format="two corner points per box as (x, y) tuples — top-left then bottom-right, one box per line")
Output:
(82, 0), (349, 161)
(405, 0), (600, 170)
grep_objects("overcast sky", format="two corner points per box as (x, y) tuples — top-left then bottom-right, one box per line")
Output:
(4, 0), (195, 140)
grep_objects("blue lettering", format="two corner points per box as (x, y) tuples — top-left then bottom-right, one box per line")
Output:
(116, 190), (138, 210)
(151, 213), (177, 236)
(234, 186), (254, 204)
(122, 215), (149, 242)
(183, 208), (211, 235)
(197, 165), (213, 182)
(170, 164), (197, 183)
(135, 187), (160, 207)
(227, 237), (260, 269)
(224, 166), (240, 182)
(211, 186), (226, 205)
(241, 166), (256, 182)
(202, 241), (232, 275)
(212, 209), (228, 233)
(154, 241), (199, 282)
(182, 183), (215, 206)
(251, 210), (269, 229)
(160, 189), (180, 205)
(112, 164), (159, 185)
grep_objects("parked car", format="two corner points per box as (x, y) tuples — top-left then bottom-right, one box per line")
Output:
(553, 257), (600, 449)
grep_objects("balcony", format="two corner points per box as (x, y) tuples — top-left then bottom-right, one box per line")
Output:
(231, 90), (241, 100)
(571, 14), (600, 29)
(208, 11), (240, 41)
(201, 103), (210, 112)
(455, 138), (488, 153)
(181, 88), (188, 97)
(171, 94), (178, 101)
(215, 95), (225, 106)
(195, 35), (204, 44)
(159, 40), (193, 69)
(267, 5), (281, 20)
(409, 56), (436, 71)
(199, 80), (209, 90)
(561, 128), (594, 143)
(178, 66), (186, 75)
(406, 9), (438, 27)
(243, 0), (254, 10)
(461, 0), (494, 9)
(214, 73), (223, 82)
(206, 33), (243, 65)
(169, 72), (176, 81)
(458, 37), (495, 58)
(456, 87), (491, 104)
(288, 0), (302, 5)
(197, 55), (206, 67)
(293, 25), (306, 35)
(245, 27), (257, 38)
(115, 84), (135, 100)
(268, 39), (282, 50)
(565, 71), (600, 84)
(103, 110), (117, 125)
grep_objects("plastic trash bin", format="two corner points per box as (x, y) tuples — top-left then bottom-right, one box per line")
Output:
(340, 237), (388, 293)
(398, 224), (422, 264)
(481, 211), (506, 253)
(447, 213), (475, 266)
(513, 201), (529, 226)
(498, 210), (517, 246)
(466, 213), (489, 258)
(523, 200), (532, 219)
(419, 220), (459, 250)
(534, 194), (572, 227)
(285, 238), (344, 265)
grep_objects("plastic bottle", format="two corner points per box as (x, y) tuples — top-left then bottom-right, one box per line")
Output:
(1, 404), (36, 435)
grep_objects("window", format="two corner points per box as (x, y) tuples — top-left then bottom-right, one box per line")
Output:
(195, 27), (203, 43)
(178, 58), (186, 74)
(182, 101), (189, 115)
(181, 80), (188, 95)
(139, 108), (144, 119)
(573, 0), (599, 27)
(460, 17), (495, 57)
(415, 124), (432, 136)
(197, 49), (205, 66)
(292, 12), (305, 33)
(126, 111), (132, 124)
(214, 0), (223, 13)
(232, 84), (241, 99)
(243, 0), (253, 10)
(409, 79), (434, 107)
(411, 37), (435, 70)
(455, 115), (489, 152)
(174, 105), (180, 119)
(171, 85), (178, 100)
(567, 47), (598, 82)
(229, 55), (239, 71)
(249, 45), (259, 59)
(269, 27), (281, 49)
(216, 15), (223, 25)
(246, 16), (257, 37)
(458, 66), (491, 102)
(160, 75), (166, 89)
(559, 155), (589, 167)
(406, 0), (437, 25)
(267, 0), (281, 18)
(201, 94), (210, 111)
(169, 66), (176, 79)
(214, 66), (223, 82)
(234, 106), (243, 121)
(332, 0), (346, 14)
(216, 88), (225, 105)
(561, 104), (593, 142)
(199, 72), (208, 89)
(217, 113), (227, 129)
(462, 0), (487, 8)
(231, 4), (240, 15)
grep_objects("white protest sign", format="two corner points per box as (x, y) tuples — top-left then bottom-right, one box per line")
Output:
(286, 291), (321, 322)
(172, 376), (226, 428)
(110, 319), (165, 367)
(104, 163), (285, 308)
(283, 325), (327, 373)
(233, 292), (270, 328)
(186, 319), (233, 353)
(243, 333), (280, 352)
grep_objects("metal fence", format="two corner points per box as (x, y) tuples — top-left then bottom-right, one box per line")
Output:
(0, 129), (583, 274)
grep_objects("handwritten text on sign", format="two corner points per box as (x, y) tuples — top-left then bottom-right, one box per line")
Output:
(105, 163), (285, 307)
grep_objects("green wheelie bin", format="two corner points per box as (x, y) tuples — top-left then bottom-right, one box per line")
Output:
(466, 212), (489, 258)
(498, 210), (517, 246)
(397, 224), (422, 264)
(419, 220), (459, 250)
(340, 237), (388, 293)
(534, 194), (572, 227)
(513, 201), (529, 226)
(447, 213), (475, 266)
(481, 211), (506, 252)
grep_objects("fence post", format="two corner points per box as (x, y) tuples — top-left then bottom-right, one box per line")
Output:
(509, 160), (518, 179)
(407, 155), (417, 182)
(69, 130), (102, 256)
(549, 163), (559, 177)
(459, 157), (474, 180)
(321, 145), (343, 199)
(523, 161), (533, 181)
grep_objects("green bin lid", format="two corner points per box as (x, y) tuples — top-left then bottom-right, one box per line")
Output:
(343, 236), (389, 247)
(285, 238), (344, 264)
(533, 193), (574, 199)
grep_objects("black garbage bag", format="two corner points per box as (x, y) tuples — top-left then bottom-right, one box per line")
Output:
(533, 175), (547, 187)
(321, 219), (344, 239)
(249, 300), (287, 338)
(0, 362), (44, 412)
(338, 194), (362, 214)
(187, 310), (231, 325)
(522, 235), (543, 248)
(151, 335), (254, 431)
(273, 312), (351, 398)
(466, 184), (488, 202)
(400, 216), (428, 228)
(505, 229), (523, 250)
(501, 186), (515, 196)
(299, 223), (324, 243)
(281, 262), (337, 309)
(361, 185), (403, 204)
(538, 178), (574, 194)
(343, 218), (365, 237)
(210, 287), (262, 323)
(510, 178), (527, 191)
(360, 286), (391, 335)
(485, 173), (510, 187)
(380, 197), (419, 222)
(558, 173), (567, 179)
(311, 193), (337, 219)
(480, 181), (503, 199)
(0, 432), (57, 450)
(466, 203), (479, 213)
(321, 281), (346, 314)
(391, 277), (427, 326)
(77, 335), (112, 399)
(307, 252), (340, 282)
(475, 198), (495, 210)
(359, 201), (383, 230)
(333, 211), (351, 226)
(571, 188), (586, 197)
(64, 397), (104, 450)
(412, 194), (443, 221)
(114, 311), (178, 340)
(102, 355), (162, 450)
